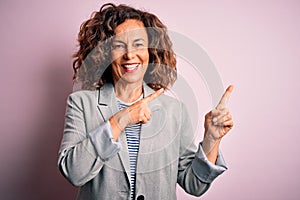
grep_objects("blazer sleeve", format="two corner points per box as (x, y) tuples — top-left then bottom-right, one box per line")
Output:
(57, 93), (120, 186)
(177, 102), (227, 196)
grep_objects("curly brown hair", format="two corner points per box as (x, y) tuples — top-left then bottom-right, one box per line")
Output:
(72, 3), (177, 90)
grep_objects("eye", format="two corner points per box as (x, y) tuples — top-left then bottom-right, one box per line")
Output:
(112, 43), (126, 50)
(134, 43), (145, 48)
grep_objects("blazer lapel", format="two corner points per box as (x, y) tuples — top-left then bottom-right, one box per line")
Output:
(140, 83), (163, 138)
(97, 83), (118, 120)
(136, 83), (164, 173)
(97, 83), (131, 184)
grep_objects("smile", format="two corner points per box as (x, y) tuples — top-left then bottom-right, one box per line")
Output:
(121, 63), (140, 73)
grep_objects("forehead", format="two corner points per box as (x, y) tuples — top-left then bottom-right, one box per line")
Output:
(114, 19), (148, 41)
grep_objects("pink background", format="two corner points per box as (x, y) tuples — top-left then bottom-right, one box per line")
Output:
(1, 0), (299, 199)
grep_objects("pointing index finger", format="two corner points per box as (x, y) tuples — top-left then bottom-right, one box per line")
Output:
(143, 88), (164, 104)
(216, 85), (234, 109)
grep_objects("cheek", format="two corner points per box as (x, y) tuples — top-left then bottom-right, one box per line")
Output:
(111, 63), (122, 76)
(111, 51), (123, 71)
(111, 51), (121, 63)
(141, 50), (149, 64)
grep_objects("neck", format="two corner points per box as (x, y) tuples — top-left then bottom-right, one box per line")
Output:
(114, 81), (143, 103)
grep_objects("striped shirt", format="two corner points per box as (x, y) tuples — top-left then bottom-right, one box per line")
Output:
(117, 96), (142, 200)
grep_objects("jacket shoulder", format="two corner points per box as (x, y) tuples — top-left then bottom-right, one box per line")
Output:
(66, 89), (98, 106)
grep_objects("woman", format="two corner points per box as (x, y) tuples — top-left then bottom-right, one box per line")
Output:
(58, 3), (234, 200)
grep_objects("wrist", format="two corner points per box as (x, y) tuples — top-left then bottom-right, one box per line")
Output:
(113, 108), (131, 130)
(203, 130), (221, 143)
(202, 131), (221, 154)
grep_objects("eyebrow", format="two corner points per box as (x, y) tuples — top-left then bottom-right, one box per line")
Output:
(113, 38), (146, 43)
(133, 38), (146, 43)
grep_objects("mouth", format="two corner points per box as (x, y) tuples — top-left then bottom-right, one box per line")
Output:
(121, 63), (140, 73)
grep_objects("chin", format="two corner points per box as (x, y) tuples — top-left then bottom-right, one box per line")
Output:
(119, 76), (144, 85)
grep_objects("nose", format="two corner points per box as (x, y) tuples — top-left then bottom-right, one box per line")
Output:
(123, 46), (136, 60)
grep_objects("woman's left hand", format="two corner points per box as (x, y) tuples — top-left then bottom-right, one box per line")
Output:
(203, 85), (234, 154)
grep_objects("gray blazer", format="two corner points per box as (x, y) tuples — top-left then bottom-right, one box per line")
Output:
(58, 83), (227, 200)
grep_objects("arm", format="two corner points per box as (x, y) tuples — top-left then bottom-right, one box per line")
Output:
(57, 93), (120, 186)
(177, 103), (227, 196)
(202, 85), (234, 163)
(178, 85), (234, 196)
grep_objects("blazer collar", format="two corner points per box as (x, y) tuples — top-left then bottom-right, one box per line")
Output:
(97, 82), (156, 106)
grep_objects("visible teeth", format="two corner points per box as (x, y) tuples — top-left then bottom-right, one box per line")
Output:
(123, 64), (139, 70)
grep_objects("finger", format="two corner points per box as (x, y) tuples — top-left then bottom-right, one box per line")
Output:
(219, 107), (229, 113)
(144, 107), (152, 120)
(211, 108), (226, 121)
(223, 119), (234, 128)
(143, 88), (164, 104)
(214, 116), (233, 126)
(140, 116), (149, 124)
(212, 109), (229, 123)
(216, 85), (234, 109)
(212, 108), (228, 117)
(211, 109), (221, 117)
(213, 114), (232, 126)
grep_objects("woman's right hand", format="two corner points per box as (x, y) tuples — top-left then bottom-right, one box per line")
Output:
(109, 88), (164, 140)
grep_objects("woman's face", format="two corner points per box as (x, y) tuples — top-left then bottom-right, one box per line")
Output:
(111, 19), (149, 85)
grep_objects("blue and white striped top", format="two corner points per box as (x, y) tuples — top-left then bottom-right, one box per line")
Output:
(117, 97), (142, 200)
